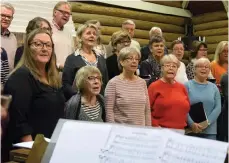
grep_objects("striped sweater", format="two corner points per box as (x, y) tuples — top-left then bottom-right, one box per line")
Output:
(1, 48), (9, 85)
(105, 76), (151, 126)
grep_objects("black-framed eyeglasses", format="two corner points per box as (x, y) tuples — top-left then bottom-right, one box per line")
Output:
(117, 40), (131, 45)
(56, 9), (72, 16)
(87, 76), (102, 82)
(1, 14), (13, 20)
(30, 41), (53, 50)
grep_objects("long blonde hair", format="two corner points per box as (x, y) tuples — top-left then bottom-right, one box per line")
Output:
(13, 29), (61, 88)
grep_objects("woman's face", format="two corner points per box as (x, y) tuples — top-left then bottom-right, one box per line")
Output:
(151, 42), (164, 58)
(30, 33), (53, 65)
(84, 73), (102, 96)
(219, 45), (228, 63)
(172, 43), (184, 61)
(121, 52), (140, 73)
(196, 45), (208, 59)
(40, 21), (51, 31)
(195, 62), (210, 80)
(161, 62), (178, 80)
(115, 37), (131, 54)
(81, 27), (97, 48)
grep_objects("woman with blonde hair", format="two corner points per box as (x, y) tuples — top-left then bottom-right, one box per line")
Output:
(105, 46), (151, 126)
(148, 54), (190, 129)
(65, 66), (105, 122)
(62, 23), (108, 100)
(2, 29), (65, 160)
(210, 41), (228, 85)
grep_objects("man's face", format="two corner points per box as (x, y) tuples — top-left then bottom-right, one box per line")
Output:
(122, 24), (135, 38)
(53, 4), (71, 27)
(1, 7), (13, 30)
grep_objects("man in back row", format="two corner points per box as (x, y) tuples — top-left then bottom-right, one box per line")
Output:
(106, 19), (140, 58)
(51, 1), (75, 71)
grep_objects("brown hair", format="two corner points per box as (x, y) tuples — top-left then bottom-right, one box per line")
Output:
(26, 17), (52, 34)
(190, 41), (207, 59)
(13, 29), (61, 88)
(171, 40), (184, 49)
(111, 30), (131, 52)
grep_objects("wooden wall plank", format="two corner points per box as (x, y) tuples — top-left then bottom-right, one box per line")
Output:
(194, 28), (228, 36)
(70, 2), (186, 26)
(194, 20), (228, 31)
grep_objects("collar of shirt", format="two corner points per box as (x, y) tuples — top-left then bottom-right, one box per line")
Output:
(1, 28), (11, 37)
(74, 49), (100, 57)
(52, 19), (64, 31)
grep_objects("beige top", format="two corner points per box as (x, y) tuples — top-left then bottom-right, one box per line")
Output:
(105, 76), (151, 126)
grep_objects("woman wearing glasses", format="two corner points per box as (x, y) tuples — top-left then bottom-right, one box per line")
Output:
(3, 29), (65, 150)
(148, 54), (190, 129)
(186, 41), (214, 80)
(65, 66), (105, 122)
(185, 58), (221, 140)
(105, 47), (151, 126)
(106, 30), (131, 79)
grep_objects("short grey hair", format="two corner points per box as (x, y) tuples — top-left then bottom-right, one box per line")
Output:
(160, 54), (180, 68)
(122, 19), (136, 28)
(149, 27), (162, 38)
(75, 66), (102, 93)
(1, 2), (15, 14)
(118, 47), (141, 70)
(193, 57), (211, 70)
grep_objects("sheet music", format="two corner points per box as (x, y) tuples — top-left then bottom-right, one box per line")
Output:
(99, 126), (167, 163)
(160, 130), (228, 163)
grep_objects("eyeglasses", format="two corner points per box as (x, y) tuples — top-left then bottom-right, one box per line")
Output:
(117, 40), (131, 45)
(196, 65), (210, 69)
(1, 14), (13, 20)
(199, 48), (208, 52)
(125, 57), (140, 62)
(56, 9), (72, 16)
(163, 64), (177, 69)
(30, 41), (53, 50)
(173, 48), (184, 51)
(87, 76), (102, 82)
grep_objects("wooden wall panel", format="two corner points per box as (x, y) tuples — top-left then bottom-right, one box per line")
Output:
(193, 11), (228, 61)
(71, 2), (186, 47)
(143, 1), (182, 8)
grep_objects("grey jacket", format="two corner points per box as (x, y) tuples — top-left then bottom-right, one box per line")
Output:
(64, 93), (106, 122)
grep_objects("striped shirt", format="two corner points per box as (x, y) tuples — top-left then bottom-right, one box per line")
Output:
(81, 101), (101, 120)
(105, 76), (151, 126)
(1, 48), (9, 85)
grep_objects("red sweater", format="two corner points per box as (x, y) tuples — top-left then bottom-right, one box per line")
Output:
(148, 80), (190, 129)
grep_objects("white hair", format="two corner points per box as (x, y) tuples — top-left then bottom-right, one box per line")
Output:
(160, 54), (180, 68)
(149, 27), (162, 38)
(193, 57), (211, 69)
(122, 19), (136, 28)
(1, 2), (15, 14)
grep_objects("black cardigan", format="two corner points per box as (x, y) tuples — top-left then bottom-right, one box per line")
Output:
(62, 53), (109, 101)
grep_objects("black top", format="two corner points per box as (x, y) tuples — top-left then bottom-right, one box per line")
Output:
(3, 66), (65, 141)
(140, 45), (169, 62)
(140, 55), (161, 86)
(106, 54), (120, 80)
(1, 47), (9, 85)
(62, 52), (109, 101)
(14, 46), (24, 67)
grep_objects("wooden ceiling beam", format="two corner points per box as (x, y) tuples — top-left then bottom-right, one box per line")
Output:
(182, 0), (189, 9)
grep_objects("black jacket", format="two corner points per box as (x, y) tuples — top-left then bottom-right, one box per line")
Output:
(62, 51), (109, 101)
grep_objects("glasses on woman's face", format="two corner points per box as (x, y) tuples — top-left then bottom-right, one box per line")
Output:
(117, 40), (131, 45)
(30, 41), (53, 50)
(196, 65), (210, 69)
(87, 76), (102, 82)
(198, 48), (208, 52)
(163, 64), (177, 69)
(125, 57), (140, 62)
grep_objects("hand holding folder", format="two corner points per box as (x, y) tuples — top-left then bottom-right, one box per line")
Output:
(185, 102), (209, 134)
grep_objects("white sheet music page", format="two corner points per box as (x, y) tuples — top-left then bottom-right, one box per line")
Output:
(99, 125), (167, 163)
(160, 130), (229, 163)
(49, 121), (113, 163)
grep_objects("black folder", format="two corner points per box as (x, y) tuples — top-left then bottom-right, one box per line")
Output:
(189, 102), (207, 123)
